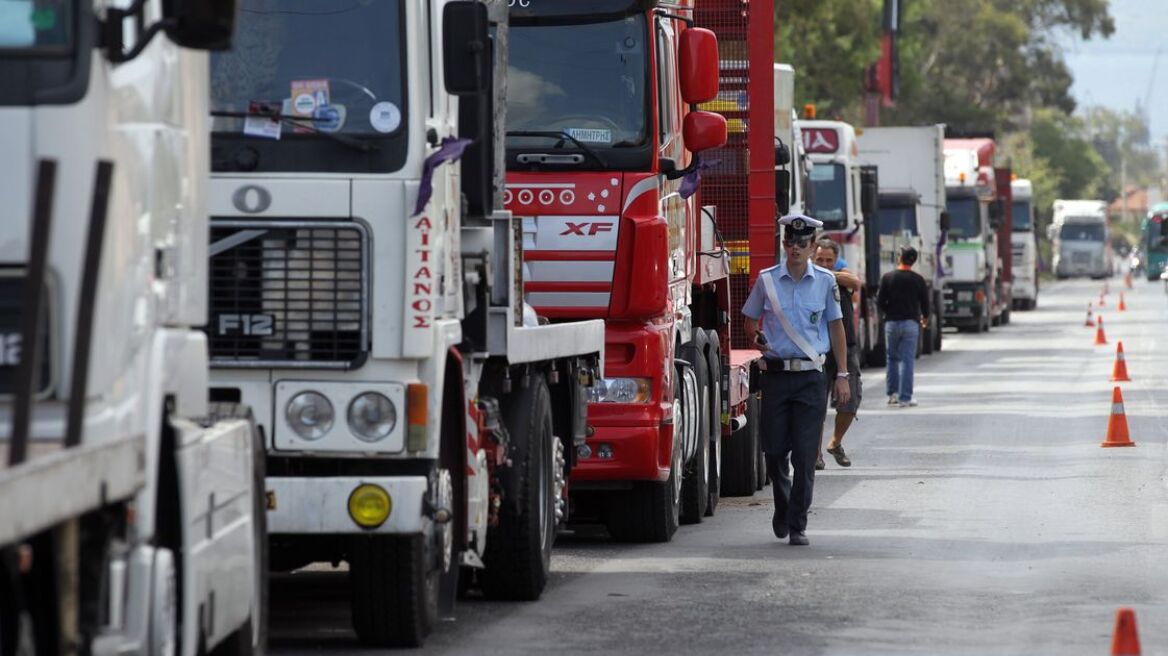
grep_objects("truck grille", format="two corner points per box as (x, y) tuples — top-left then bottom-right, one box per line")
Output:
(206, 221), (368, 369)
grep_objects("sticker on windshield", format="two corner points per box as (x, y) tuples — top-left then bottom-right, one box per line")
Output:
(314, 104), (347, 133)
(369, 101), (402, 134)
(243, 100), (282, 141)
(291, 79), (330, 133)
(566, 128), (612, 144)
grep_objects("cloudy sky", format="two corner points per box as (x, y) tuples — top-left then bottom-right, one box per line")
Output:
(1061, 0), (1168, 141)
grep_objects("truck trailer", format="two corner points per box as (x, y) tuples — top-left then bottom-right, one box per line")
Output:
(205, 0), (604, 646)
(1, 1), (266, 653)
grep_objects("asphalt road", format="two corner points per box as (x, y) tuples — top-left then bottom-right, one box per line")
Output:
(269, 277), (1168, 655)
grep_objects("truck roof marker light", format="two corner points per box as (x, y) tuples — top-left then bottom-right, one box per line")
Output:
(959, 172), (967, 184)
(804, 103), (817, 119)
(407, 383), (428, 452)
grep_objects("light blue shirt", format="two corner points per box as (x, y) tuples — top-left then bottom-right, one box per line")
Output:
(741, 262), (843, 360)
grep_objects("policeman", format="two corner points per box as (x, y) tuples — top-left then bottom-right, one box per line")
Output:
(742, 214), (851, 546)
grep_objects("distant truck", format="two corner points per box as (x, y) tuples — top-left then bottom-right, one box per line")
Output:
(1011, 179), (1040, 309)
(857, 125), (947, 354)
(1050, 200), (1111, 279)
(1140, 202), (1168, 280)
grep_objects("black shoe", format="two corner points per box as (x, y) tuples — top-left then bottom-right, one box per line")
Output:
(815, 455), (826, 470)
(772, 512), (788, 539)
(788, 531), (809, 546)
(826, 446), (851, 467)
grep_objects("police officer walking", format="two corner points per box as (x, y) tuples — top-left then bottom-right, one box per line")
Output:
(742, 214), (851, 546)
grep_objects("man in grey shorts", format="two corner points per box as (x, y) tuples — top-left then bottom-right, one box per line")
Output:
(814, 239), (863, 468)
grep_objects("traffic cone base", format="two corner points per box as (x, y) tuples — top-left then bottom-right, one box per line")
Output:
(1118, 293), (1127, 311)
(1111, 341), (1131, 382)
(1102, 386), (1135, 448)
(1110, 607), (1141, 655)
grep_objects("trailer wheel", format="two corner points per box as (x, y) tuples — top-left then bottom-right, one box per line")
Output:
(703, 330), (722, 517)
(480, 373), (556, 600)
(679, 345), (709, 524)
(606, 376), (683, 543)
(350, 534), (436, 647)
(720, 393), (759, 497)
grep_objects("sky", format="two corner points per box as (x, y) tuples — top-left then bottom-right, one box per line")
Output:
(1061, 0), (1168, 142)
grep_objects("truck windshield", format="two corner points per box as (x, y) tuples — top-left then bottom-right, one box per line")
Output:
(1012, 201), (1032, 231)
(506, 15), (650, 168)
(209, 0), (407, 174)
(946, 197), (981, 239)
(1146, 215), (1168, 252)
(808, 163), (848, 230)
(0, 0), (71, 51)
(1060, 222), (1105, 242)
(877, 204), (918, 236)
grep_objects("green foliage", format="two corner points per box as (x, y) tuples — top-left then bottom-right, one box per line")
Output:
(1081, 106), (1161, 195)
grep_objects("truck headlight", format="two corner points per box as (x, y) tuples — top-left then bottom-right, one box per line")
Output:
(587, 378), (652, 404)
(348, 392), (397, 442)
(286, 391), (334, 440)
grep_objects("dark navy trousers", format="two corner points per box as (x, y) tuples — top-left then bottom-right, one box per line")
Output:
(760, 369), (827, 533)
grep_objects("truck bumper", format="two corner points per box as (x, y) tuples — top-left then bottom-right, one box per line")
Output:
(942, 282), (986, 326)
(266, 476), (428, 534)
(571, 422), (672, 484)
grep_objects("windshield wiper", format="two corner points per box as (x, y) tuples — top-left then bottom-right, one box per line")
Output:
(506, 130), (606, 167)
(210, 109), (380, 153)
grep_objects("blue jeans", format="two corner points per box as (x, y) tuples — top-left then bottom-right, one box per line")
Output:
(885, 320), (920, 402)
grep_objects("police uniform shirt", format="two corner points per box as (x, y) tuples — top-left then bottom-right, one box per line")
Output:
(742, 262), (844, 361)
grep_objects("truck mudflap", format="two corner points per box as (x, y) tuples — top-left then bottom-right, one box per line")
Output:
(266, 476), (429, 534)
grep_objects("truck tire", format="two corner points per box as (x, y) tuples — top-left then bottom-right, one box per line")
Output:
(703, 330), (722, 517)
(350, 534), (436, 648)
(1001, 308), (1011, 324)
(606, 377), (683, 543)
(206, 403), (268, 655)
(480, 373), (556, 600)
(720, 393), (759, 497)
(679, 345), (709, 524)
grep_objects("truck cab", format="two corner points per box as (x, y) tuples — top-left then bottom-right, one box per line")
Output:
(942, 139), (1002, 332)
(1140, 203), (1168, 280)
(1051, 200), (1111, 279)
(1011, 179), (1039, 309)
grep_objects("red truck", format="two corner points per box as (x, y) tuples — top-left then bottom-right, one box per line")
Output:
(503, 0), (778, 542)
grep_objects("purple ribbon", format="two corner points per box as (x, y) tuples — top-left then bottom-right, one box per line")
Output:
(413, 137), (474, 216)
(678, 156), (721, 200)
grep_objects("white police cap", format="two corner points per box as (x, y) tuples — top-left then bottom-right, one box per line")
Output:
(778, 213), (824, 237)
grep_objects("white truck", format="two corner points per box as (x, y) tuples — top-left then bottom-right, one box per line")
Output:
(774, 64), (810, 217)
(1011, 179), (1039, 309)
(1, 1), (265, 654)
(941, 138), (1005, 332)
(797, 118), (881, 363)
(857, 125), (947, 354)
(1050, 200), (1112, 279)
(205, 0), (603, 646)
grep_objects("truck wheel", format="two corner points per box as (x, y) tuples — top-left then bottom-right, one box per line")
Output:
(703, 330), (722, 517)
(606, 377), (683, 543)
(679, 345), (709, 524)
(480, 373), (556, 600)
(720, 393), (759, 497)
(350, 534), (436, 647)
(1001, 308), (1011, 324)
(206, 404), (268, 654)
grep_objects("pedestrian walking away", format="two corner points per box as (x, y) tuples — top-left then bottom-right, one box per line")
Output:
(813, 238), (862, 469)
(877, 246), (931, 407)
(742, 214), (850, 546)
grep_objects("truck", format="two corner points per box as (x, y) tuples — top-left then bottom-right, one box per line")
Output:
(1011, 179), (1040, 309)
(941, 138), (1009, 332)
(856, 125), (947, 354)
(205, 0), (604, 646)
(796, 118), (882, 364)
(774, 64), (811, 217)
(1139, 202), (1168, 280)
(1, 1), (266, 654)
(1050, 200), (1112, 279)
(503, 0), (735, 543)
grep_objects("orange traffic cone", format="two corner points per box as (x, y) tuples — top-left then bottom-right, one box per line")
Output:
(1118, 293), (1127, 312)
(1110, 341), (1131, 382)
(1095, 316), (1108, 345)
(1084, 304), (1095, 327)
(1110, 607), (1141, 655)
(1102, 387), (1135, 448)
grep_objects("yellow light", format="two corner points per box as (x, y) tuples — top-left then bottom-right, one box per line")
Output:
(348, 484), (392, 529)
(803, 103), (817, 119)
(959, 172), (967, 184)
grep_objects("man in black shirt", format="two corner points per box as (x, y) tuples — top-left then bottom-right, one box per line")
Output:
(877, 247), (930, 408)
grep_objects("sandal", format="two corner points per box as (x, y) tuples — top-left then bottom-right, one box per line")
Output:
(826, 445), (851, 467)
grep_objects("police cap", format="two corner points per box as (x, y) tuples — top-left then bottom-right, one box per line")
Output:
(778, 213), (824, 240)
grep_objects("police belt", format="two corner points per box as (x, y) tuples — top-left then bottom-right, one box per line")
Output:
(758, 357), (823, 373)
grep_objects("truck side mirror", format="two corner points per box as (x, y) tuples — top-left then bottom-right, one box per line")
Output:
(444, 1), (490, 96)
(775, 140), (791, 166)
(940, 211), (951, 233)
(988, 199), (1004, 229)
(163, 0), (237, 50)
(683, 111), (727, 153)
(775, 170), (791, 215)
(679, 28), (719, 104)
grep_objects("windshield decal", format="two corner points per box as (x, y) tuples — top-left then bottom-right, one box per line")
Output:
(567, 128), (613, 144)
(243, 101), (283, 140)
(370, 101), (402, 134)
